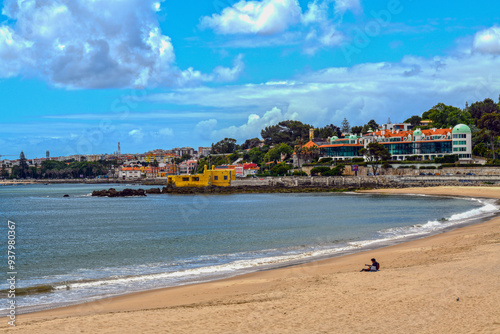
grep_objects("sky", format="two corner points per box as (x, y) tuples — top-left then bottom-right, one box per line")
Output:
(1, 0), (500, 158)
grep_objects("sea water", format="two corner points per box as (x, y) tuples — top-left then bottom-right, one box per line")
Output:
(0, 183), (498, 314)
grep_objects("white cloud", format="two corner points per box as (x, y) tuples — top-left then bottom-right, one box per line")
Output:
(302, 1), (328, 25)
(0, 0), (176, 88)
(0, 0), (241, 88)
(129, 129), (144, 142)
(173, 54), (245, 86)
(194, 119), (218, 140)
(200, 0), (302, 35)
(0, 25), (31, 77)
(334, 0), (361, 16)
(301, 1), (345, 52)
(0, 0), (177, 88)
(147, 53), (500, 128)
(158, 128), (174, 137)
(473, 26), (500, 55)
(201, 0), (347, 53)
(211, 107), (289, 141)
(212, 54), (245, 82)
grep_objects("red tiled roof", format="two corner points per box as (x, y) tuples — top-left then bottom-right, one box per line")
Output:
(319, 144), (362, 148)
(302, 141), (319, 148)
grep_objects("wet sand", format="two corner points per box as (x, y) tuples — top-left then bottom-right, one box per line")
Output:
(2, 186), (499, 333)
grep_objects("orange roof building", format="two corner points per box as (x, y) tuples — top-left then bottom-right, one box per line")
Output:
(299, 123), (473, 162)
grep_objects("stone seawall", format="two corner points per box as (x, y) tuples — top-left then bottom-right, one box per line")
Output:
(301, 165), (500, 177)
(232, 175), (500, 189)
(89, 175), (500, 197)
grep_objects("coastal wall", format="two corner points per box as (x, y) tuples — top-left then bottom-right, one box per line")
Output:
(232, 175), (500, 189)
(3, 167), (500, 190)
(301, 165), (500, 177)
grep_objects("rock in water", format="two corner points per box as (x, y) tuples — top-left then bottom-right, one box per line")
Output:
(92, 188), (146, 197)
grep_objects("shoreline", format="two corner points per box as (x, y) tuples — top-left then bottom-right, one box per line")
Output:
(8, 193), (494, 316)
(2, 186), (500, 333)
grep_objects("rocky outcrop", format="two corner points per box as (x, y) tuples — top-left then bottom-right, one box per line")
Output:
(92, 188), (147, 197)
(145, 188), (161, 194)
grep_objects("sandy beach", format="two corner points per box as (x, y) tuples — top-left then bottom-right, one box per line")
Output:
(2, 186), (499, 333)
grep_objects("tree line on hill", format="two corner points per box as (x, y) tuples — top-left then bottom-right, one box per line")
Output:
(404, 98), (500, 160)
(1, 155), (116, 179)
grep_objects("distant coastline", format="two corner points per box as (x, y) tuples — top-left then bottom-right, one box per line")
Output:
(2, 176), (500, 195)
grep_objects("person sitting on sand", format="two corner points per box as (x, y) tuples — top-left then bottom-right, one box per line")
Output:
(360, 258), (380, 272)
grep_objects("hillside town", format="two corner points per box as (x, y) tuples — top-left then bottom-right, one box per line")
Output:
(3, 96), (500, 183)
(0, 117), (489, 183)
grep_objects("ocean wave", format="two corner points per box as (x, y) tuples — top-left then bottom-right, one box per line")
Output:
(376, 198), (498, 241)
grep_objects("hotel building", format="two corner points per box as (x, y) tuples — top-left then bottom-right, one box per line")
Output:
(308, 123), (472, 162)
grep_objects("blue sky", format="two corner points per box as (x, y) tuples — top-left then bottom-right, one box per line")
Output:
(1, 0), (500, 158)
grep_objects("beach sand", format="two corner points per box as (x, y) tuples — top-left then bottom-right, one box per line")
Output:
(2, 186), (500, 333)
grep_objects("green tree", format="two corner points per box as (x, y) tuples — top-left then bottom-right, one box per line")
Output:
(196, 157), (209, 173)
(422, 103), (472, 128)
(41, 160), (68, 175)
(477, 113), (500, 160)
(367, 119), (379, 131)
(359, 143), (391, 175)
(351, 125), (363, 134)
(468, 98), (499, 124)
(10, 165), (19, 179)
(315, 126), (332, 139)
(314, 124), (342, 138)
(248, 147), (264, 164)
(310, 166), (331, 176)
(0, 164), (8, 179)
(472, 142), (489, 158)
(264, 144), (292, 162)
(270, 163), (291, 176)
(241, 138), (262, 149)
(261, 120), (312, 146)
(404, 115), (422, 127)
(264, 147), (281, 162)
(29, 166), (38, 178)
(315, 124), (342, 139)
(277, 143), (293, 159)
(322, 164), (345, 176)
(211, 138), (237, 154)
(341, 118), (350, 134)
(18, 151), (29, 179)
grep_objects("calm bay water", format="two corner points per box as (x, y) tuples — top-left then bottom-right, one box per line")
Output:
(0, 183), (498, 314)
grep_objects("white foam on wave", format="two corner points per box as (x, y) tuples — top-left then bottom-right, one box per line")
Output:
(448, 201), (497, 221)
(22, 198), (500, 297)
(371, 198), (499, 245)
(44, 244), (361, 297)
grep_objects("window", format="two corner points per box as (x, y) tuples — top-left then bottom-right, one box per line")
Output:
(192, 177), (199, 181)
(182, 177), (189, 181)
(214, 176), (218, 180)
(224, 175), (228, 180)
(453, 147), (467, 152)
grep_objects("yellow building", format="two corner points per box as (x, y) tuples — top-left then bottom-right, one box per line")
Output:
(167, 166), (235, 187)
